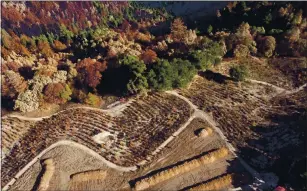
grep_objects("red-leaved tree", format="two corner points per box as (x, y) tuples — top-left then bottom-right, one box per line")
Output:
(44, 83), (71, 104)
(76, 58), (107, 88)
(140, 49), (157, 64)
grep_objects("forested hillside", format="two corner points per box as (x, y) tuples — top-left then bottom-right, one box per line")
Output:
(1, 1), (306, 113)
(1, 2), (307, 190)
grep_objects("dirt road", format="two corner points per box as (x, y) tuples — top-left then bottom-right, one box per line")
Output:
(166, 91), (264, 186)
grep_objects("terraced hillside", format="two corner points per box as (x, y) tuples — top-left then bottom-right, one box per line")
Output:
(9, 118), (250, 191)
(2, 118), (35, 159)
(1, 92), (193, 186)
(179, 75), (307, 188)
(179, 76), (271, 146)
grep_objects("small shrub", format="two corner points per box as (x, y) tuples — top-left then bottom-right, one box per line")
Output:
(234, 44), (250, 59)
(258, 36), (276, 58)
(84, 93), (103, 107)
(229, 65), (248, 81)
(207, 25), (213, 34)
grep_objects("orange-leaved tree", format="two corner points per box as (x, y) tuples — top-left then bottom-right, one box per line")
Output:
(5, 62), (20, 72)
(140, 49), (157, 64)
(2, 70), (28, 98)
(43, 83), (72, 104)
(76, 58), (107, 89)
(170, 18), (188, 42)
(52, 40), (67, 51)
(38, 41), (54, 58)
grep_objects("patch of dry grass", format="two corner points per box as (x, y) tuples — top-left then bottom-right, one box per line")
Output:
(134, 147), (229, 191)
(188, 173), (233, 191)
(68, 170), (107, 191)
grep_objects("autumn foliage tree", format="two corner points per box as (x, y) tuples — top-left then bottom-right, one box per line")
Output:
(226, 22), (257, 55)
(1, 29), (12, 49)
(258, 36), (276, 57)
(20, 34), (32, 46)
(35, 65), (57, 77)
(12, 42), (31, 57)
(4, 62), (20, 72)
(1, 46), (10, 59)
(121, 20), (131, 33)
(234, 44), (250, 59)
(1, 7), (23, 24)
(84, 93), (103, 107)
(43, 83), (72, 104)
(140, 49), (157, 64)
(2, 29), (31, 57)
(76, 58), (107, 89)
(2, 70), (28, 98)
(136, 32), (151, 43)
(170, 18), (188, 42)
(52, 40), (67, 51)
(38, 41), (54, 58)
(20, 34), (37, 52)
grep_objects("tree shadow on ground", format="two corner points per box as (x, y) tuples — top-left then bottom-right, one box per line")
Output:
(1, 97), (15, 113)
(198, 70), (233, 84)
(31, 159), (49, 191)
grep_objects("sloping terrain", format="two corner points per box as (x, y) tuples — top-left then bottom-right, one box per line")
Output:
(179, 74), (307, 188)
(2, 72), (306, 190)
(179, 75), (271, 147)
(214, 58), (307, 90)
(9, 118), (250, 191)
(1, 92), (192, 187)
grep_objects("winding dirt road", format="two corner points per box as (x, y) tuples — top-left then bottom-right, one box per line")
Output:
(3, 79), (305, 190)
(166, 91), (265, 188)
(247, 79), (307, 96)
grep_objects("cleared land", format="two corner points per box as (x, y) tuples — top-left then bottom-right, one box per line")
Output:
(9, 118), (250, 191)
(215, 57), (307, 90)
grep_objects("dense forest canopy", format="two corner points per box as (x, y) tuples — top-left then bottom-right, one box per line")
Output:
(1, 1), (306, 111)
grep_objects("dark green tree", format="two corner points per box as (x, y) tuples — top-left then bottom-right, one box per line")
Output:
(119, 55), (148, 94)
(147, 59), (174, 90)
(229, 65), (248, 81)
